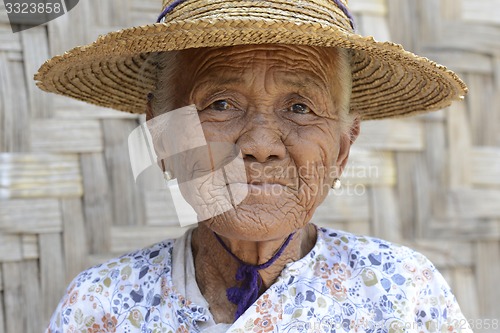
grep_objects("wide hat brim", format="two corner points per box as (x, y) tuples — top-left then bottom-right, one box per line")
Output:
(34, 14), (467, 120)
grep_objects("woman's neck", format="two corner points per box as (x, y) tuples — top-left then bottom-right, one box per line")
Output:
(191, 223), (317, 322)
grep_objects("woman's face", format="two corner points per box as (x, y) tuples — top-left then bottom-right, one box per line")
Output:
(161, 44), (357, 241)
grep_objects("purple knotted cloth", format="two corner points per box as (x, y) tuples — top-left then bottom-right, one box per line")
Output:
(213, 232), (296, 320)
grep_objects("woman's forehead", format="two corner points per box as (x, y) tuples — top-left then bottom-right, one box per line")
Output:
(184, 44), (340, 72)
(177, 44), (342, 92)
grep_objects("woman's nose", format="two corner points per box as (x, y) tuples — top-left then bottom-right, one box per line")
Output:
(236, 121), (287, 163)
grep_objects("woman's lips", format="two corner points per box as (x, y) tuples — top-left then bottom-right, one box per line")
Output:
(248, 182), (285, 189)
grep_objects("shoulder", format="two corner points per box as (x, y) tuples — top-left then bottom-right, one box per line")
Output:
(315, 227), (471, 332)
(316, 226), (443, 290)
(72, 238), (174, 294)
(47, 239), (176, 332)
(317, 226), (433, 270)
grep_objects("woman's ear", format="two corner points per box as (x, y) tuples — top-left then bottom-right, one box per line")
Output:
(349, 116), (361, 144)
(336, 116), (361, 175)
(146, 92), (154, 121)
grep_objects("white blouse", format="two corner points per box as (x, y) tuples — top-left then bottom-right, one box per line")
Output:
(46, 226), (472, 332)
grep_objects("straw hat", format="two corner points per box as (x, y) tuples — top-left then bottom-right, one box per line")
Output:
(34, 0), (467, 120)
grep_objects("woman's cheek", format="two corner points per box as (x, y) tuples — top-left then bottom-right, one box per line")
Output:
(201, 117), (245, 143)
(291, 128), (339, 198)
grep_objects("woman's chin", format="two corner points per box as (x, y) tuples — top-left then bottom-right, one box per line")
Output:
(203, 203), (308, 242)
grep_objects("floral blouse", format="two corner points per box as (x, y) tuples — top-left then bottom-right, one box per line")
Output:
(46, 226), (472, 333)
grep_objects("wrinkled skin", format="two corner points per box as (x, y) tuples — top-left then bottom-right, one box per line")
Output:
(147, 44), (360, 323)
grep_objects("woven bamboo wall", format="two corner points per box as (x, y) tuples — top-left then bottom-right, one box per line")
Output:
(0, 0), (499, 332)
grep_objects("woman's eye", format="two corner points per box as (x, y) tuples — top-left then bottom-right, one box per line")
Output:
(289, 103), (310, 114)
(210, 100), (232, 111)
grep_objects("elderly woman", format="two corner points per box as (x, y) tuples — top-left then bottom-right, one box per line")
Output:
(37, 0), (471, 332)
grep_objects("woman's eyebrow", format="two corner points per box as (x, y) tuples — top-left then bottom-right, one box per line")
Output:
(215, 75), (245, 86)
(191, 75), (244, 93)
(279, 75), (329, 94)
(196, 70), (245, 84)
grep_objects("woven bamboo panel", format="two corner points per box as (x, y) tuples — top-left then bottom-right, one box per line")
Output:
(1, 0), (500, 331)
